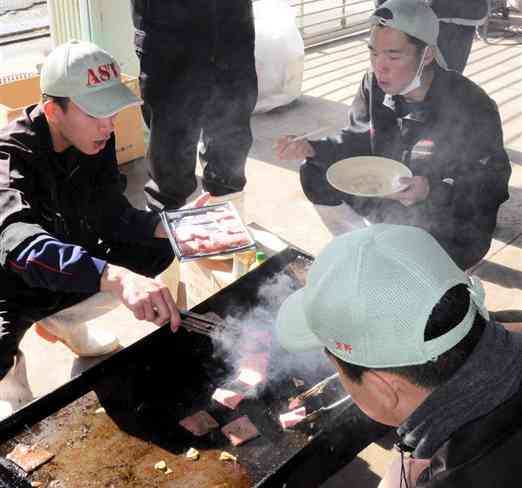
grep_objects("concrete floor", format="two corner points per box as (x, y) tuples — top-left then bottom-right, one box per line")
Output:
(2, 21), (522, 487)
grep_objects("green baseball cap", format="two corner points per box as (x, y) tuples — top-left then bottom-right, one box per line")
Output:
(40, 40), (142, 118)
(276, 225), (485, 368)
(370, 0), (448, 69)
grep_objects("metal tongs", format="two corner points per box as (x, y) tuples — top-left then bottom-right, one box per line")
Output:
(179, 310), (226, 337)
(304, 395), (352, 423)
(289, 373), (340, 409)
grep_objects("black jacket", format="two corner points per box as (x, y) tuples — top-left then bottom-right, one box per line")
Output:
(306, 67), (511, 267)
(0, 105), (159, 295)
(130, 0), (255, 69)
(418, 386), (522, 487)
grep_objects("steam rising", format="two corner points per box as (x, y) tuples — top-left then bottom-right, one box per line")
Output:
(210, 271), (334, 395)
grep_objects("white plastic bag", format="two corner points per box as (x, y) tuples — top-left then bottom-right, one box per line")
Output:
(253, 0), (305, 113)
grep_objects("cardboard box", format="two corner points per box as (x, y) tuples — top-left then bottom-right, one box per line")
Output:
(181, 257), (235, 309)
(0, 73), (145, 165)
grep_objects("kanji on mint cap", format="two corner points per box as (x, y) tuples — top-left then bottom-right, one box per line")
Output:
(276, 224), (488, 368)
(40, 40), (142, 118)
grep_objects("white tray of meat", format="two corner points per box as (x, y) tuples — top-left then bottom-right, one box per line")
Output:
(160, 202), (256, 262)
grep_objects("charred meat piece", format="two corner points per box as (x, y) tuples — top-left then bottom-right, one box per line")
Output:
(179, 410), (219, 436)
(221, 415), (260, 446)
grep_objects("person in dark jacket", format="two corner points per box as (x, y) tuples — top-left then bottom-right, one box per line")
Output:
(275, 0), (511, 270)
(376, 0), (489, 73)
(0, 41), (184, 419)
(276, 224), (522, 488)
(130, 0), (258, 212)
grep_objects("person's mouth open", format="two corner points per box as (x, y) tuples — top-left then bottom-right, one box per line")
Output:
(93, 138), (109, 150)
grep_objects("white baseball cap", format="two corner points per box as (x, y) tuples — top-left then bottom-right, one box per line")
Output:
(276, 225), (488, 368)
(40, 40), (142, 118)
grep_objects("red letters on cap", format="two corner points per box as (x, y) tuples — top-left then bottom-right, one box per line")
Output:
(335, 342), (353, 353)
(86, 63), (119, 87)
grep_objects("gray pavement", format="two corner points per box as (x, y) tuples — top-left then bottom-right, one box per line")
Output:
(1, 22), (522, 487)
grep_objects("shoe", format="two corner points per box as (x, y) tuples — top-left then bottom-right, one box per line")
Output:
(0, 352), (33, 420)
(34, 321), (120, 358)
(34, 292), (121, 357)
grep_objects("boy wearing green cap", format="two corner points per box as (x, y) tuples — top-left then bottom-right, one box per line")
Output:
(0, 40), (186, 419)
(275, 0), (511, 271)
(276, 224), (522, 487)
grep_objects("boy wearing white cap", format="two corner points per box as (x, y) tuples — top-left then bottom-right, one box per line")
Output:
(0, 41), (184, 419)
(276, 225), (522, 487)
(275, 0), (511, 271)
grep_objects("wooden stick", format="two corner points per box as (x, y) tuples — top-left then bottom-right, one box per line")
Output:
(291, 126), (330, 142)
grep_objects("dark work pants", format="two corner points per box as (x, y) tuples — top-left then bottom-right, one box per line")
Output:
(300, 157), (494, 270)
(136, 41), (258, 211)
(437, 22), (477, 73)
(0, 238), (174, 380)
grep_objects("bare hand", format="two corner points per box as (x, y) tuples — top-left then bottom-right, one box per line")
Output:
(100, 264), (181, 332)
(385, 176), (430, 206)
(274, 136), (316, 160)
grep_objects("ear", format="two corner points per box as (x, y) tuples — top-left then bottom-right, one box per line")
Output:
(42, 99), (63, 123)
(424, 46), (435, 66)
(363, 370), (400, 411)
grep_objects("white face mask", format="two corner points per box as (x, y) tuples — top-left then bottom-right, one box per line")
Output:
(399, 47), (428, 96)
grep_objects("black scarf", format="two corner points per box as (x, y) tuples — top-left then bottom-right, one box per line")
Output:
(397, 322), (522, 458)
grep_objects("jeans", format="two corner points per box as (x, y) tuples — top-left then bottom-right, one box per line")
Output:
(438, 22), (477, 73)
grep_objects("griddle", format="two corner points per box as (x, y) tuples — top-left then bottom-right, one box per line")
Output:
(0, 247), (389, 487)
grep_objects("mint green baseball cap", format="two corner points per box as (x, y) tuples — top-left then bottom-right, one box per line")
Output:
(370, 0), (448, 69)
(276, 225), (486, 368)
(40, 40), (142, 118)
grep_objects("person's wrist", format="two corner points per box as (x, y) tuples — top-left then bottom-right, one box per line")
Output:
(100, 263), (124, 294)
(304, 142), (316, 158)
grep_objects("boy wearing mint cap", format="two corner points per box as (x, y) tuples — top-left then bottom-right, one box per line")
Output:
(0, 40), (186, 419)
(276, 224), (522, 487)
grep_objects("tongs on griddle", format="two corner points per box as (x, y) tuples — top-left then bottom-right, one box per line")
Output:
(304, 394), (352, 423)
(179, 310), (226, 337)
(290, 373), (340, 409)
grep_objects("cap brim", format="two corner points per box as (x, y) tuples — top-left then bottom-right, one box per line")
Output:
(433, 47), (448, 70)
(72, 82), (142, 118)
(275, 289), (324, 353)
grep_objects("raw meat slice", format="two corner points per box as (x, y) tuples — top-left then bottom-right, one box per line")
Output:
(179, 240), (200, 256)
(224, 225), (245, 235)
(237, 368), (264, 387)
(175, 226), (195, 243)
(279, 407), (307, 429)
(191, 227), (210, 239)
(179, 410), (219, 436)
(221, 415), (260, 446)
(228, 233), (250, 247)
(215, 211), (236, 222)
(211, 232), (231, 250)
(212, 388), (244, 410)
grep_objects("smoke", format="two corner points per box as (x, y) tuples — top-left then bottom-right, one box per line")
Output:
(209, 270), (334, 397)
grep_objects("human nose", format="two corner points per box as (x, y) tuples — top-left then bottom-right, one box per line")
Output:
(98, 115), (116, 133)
